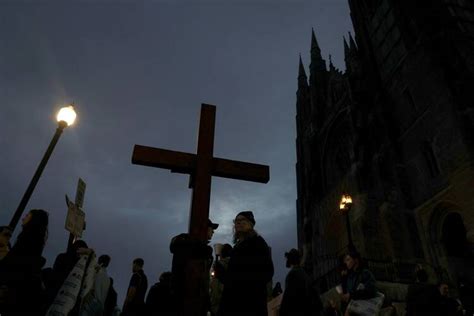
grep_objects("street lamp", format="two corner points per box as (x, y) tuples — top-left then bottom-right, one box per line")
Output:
(9, 105), (77, 231)
(339, 194), (355, 251)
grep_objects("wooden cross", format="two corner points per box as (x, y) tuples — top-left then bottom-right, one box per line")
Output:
(131, 103), (269, 315)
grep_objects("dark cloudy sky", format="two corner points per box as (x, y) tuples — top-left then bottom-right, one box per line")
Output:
(0, 0), (353, 306)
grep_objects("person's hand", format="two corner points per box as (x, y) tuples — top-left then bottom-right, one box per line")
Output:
(77, 247), (94, 255)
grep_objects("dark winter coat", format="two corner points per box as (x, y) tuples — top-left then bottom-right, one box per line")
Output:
(345, 268), (376, 300)
(145, 281), (174, 316)
(0, 251), (46, 316)
(218, 234), (274, 316)
(279, 266), (312, 316)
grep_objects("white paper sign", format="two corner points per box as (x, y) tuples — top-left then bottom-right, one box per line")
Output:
(65, 200), (85, 238)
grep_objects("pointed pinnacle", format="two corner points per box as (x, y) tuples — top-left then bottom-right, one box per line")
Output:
(311, 28), (321, 52)
(298, 54), (307, 78)
(329, 54), (335, 71)
(343, 36), (350, 56)
(349, 31), (357, 50)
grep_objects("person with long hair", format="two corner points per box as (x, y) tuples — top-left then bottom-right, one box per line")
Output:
(218, 211), (274, 316)
(10, 209), (49, 256)
(0, 209), (49, 315)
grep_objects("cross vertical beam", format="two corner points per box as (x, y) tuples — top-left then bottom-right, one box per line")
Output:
(189, 104), (215, 239)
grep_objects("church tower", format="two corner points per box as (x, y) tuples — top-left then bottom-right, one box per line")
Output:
(296, 0), (474, 296)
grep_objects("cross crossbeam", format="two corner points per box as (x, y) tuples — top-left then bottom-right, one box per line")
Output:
(132, 145), (269, 183)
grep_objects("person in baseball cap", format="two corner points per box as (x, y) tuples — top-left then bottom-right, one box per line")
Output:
(208, 219), (219, 241)
(208, 219), (219, 229)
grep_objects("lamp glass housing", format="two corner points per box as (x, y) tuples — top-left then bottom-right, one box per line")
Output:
(340, 194), (353, 210)
(57, 105), (77, 126)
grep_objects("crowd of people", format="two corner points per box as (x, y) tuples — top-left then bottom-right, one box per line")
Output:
(0, 208), (471, 316)
(0, 209), (275, 316)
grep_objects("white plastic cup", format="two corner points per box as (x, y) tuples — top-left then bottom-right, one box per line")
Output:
(214, 243), (223, 256)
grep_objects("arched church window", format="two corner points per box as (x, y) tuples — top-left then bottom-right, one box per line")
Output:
(442, 213), (467, 257)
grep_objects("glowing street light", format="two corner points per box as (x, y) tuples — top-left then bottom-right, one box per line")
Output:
(339, 194), (353, 211)
(57, 105), (77, 126)
(9, 105), (78, 231)
(339, 193), (354, 251)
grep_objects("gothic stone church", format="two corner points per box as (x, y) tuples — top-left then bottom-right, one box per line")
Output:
(295, 0), (474, 297)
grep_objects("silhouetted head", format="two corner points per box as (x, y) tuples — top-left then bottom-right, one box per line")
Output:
(133, 258), (144, 272)
(208, 219), (219, 241)
(235, 211), (255, 226)
(13, 209), (49, 256)
(98, 254), (111, 268)
(159, 271), (172, 284)
(438, 282), (450, 297)
(344, 250), (361, 271)
(285, 248), (302, 268)
(233, 211), (257, 243)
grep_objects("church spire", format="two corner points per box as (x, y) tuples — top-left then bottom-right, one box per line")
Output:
(296, 54), (310, 124)
(344, 36), (350, 60)
(299, 54), (307, 78)
(344, 32), (360, 76)
(298, 54), (309, 88)
(310, 28), (326, 73)
(311, 28), (323, 63)
(311, 28), (321, 54)
(329, 54), (335, 72)
(349, 31), (357, 51)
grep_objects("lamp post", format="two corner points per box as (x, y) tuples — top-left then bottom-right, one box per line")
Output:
(340, 194), (354, 252)
(9, 105), (77, 231)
